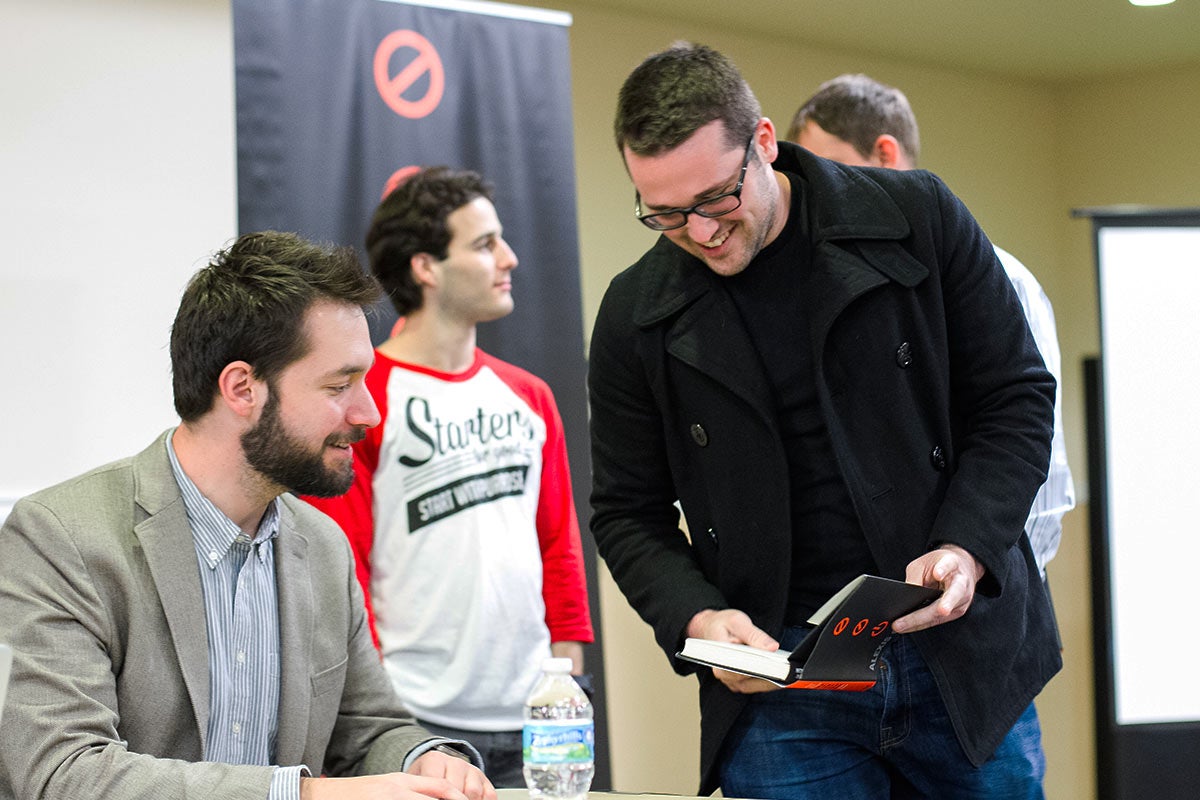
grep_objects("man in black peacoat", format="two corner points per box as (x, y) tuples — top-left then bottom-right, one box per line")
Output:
(590, 44), (1059, 797)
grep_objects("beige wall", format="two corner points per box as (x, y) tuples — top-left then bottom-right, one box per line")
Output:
(515, 3), (1200, 799)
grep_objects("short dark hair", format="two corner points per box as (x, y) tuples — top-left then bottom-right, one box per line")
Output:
(615, 42), (761, 157)
(170, 230), (380, 421)
(787, 73), (921, 166)
(365, 166), (493, 317)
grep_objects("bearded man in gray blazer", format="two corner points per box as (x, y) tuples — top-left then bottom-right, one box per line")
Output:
(0, 231), (495, 800)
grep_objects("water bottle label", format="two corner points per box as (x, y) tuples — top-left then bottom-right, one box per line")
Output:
(522, 719), (595, 764)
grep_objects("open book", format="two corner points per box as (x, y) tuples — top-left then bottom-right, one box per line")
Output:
(676, 575), (940, 690)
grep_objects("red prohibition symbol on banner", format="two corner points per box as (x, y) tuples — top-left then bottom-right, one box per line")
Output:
(373, 30), (444, 119)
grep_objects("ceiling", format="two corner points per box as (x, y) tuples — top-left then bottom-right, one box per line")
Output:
(575, 0), (1200, 82)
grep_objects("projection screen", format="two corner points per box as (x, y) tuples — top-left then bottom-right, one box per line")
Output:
(1096, 221), (1200, 724)
(1080, 207), (1200, 800)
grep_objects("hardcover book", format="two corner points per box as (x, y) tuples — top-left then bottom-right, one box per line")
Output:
(676, 575), (940, 690)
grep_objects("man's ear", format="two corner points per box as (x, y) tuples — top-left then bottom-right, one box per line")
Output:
(216, 361), (263, 420)
(410, 252), (439, 289)
(755, 116), (780, 164)
(872, 135), (910, 169)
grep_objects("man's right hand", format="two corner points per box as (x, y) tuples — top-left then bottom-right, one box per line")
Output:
(300, 771), (491, 800)
(686, 608), (782, 694)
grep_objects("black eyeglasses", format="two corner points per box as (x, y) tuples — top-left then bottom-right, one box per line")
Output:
(634, 135), (756, 231)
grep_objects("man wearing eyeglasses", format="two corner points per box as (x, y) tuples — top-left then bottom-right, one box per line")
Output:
(588, 43), (1060, 799)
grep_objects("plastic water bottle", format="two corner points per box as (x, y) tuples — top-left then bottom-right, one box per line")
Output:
(522, 657), (594, 800)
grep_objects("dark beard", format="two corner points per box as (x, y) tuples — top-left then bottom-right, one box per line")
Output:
(240, 388), (364, 497)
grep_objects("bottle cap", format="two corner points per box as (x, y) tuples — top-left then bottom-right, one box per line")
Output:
(542, 657), (573, 672)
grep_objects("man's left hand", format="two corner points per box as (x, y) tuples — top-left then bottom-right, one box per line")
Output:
(892, 544), (985, 634)
(409, 750), (496, 800)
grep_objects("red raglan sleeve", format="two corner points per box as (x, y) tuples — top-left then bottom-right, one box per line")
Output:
(537, 412), (594, 643)
(528, 379), (595, 644)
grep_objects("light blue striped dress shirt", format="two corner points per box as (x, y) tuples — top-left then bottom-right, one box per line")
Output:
(167, 438), (305, 800)
(994, 247), (1077, 578)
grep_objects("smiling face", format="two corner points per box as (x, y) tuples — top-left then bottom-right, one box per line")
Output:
(426, 196), (519, 324)
(624, 118), (787, 277)
(240, 299), (380, 497)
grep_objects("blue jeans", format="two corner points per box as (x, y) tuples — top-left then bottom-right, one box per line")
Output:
(418, 719), (525, 788)
(719, 631), (1045, 799)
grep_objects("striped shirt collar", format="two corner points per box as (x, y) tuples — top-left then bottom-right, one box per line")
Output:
(165, 430), (281, 569)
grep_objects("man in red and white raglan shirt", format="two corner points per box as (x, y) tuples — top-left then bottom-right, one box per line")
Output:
(304, 167), (593, 788)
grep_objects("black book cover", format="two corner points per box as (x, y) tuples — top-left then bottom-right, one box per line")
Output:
(676, 575), (940, 690)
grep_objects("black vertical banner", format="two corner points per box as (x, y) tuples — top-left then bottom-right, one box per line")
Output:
(233, 0), (609, 788)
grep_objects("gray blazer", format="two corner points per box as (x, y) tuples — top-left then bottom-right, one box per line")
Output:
(0, 431), (434, 799)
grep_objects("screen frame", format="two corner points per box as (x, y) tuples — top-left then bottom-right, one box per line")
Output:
(1078, 206), (1200, 800)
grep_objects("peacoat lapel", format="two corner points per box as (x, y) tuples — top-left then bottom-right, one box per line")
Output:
(631, 238), (776, 427)
(778, 141), (931, 349)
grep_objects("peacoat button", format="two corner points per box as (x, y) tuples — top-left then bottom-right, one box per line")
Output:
(690, 423), (709, 447)
(895, 342), (913, 368)
(930, 445), (946, 470)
